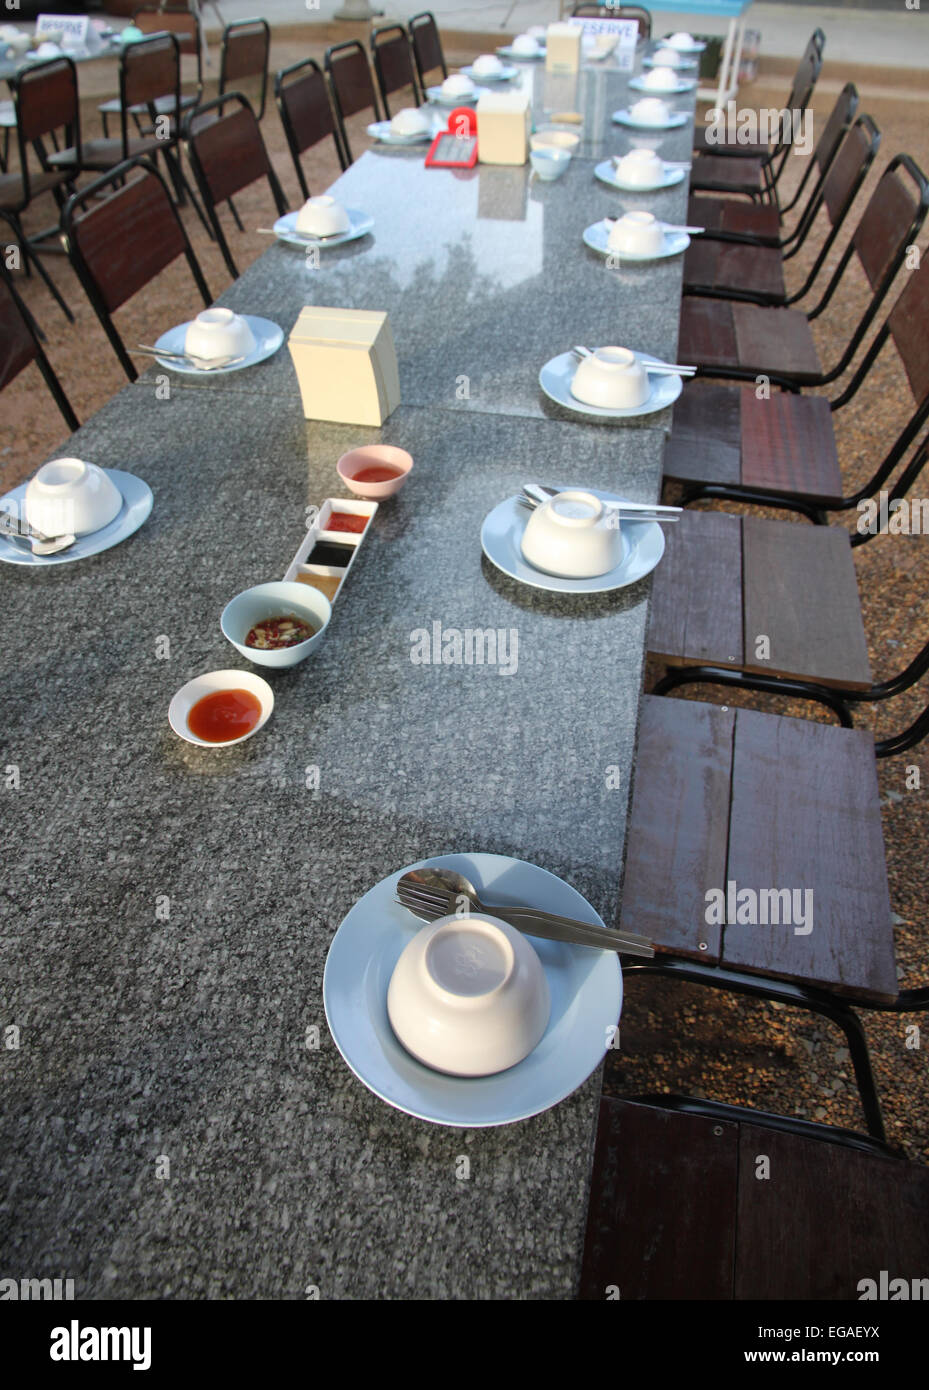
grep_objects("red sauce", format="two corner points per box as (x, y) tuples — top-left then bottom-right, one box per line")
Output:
(188, 688), (262, 743)
(353, 465), (401, 484)
(327, 511), (368, 533)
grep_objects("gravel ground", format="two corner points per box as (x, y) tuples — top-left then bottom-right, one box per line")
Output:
(2, 63), (927, 1160)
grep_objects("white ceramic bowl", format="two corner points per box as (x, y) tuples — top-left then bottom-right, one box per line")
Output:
(512, 34), (540, 56)
(652, 46), (685, 68)
(607, 210), (665, 257)
(185, 308), (255, 360)
(24, 458), (122, 538)
(296, 194), (351, 237)
(521, 488), (626, 578)
(530, 127), (580, 153)
(441, 73), (475, 98)
(221, 581), (332, 669)
(614, 149), (664, 187)
(630, 97), (672, 125)
(390, 106), (430, 136)
(643, 65), (680, 91)
(668, 31), (696, 49)
(472, 53), (504, 77)
(168, 669), (273, 748)
(387, 913), (550, 1076)
(571, 347), (650, 409)
(530, 147), (570, 180)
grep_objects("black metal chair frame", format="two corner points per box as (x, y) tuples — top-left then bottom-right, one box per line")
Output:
(323, 40), (383, 167)
(219, 17), (271, 121)
(370, 23), (422, 119)
(182, 92), (288, 280)
(274, 57), (348, 196)
(0, 258), (78, 430)
(100, 8), (204, 140)
(61, 156), (212, 382)
(408, 12), (447, 90)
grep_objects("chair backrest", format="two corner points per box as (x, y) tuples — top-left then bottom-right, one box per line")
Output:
(13, 55), (81, 200)
(813, 82), (859, 177)
(886, 255), (929, 410)
(120, 31), (181, 158)
(275, 58), (345, 197)
(370, 25), (419, 117)
(183, 92), (288, 278)
(219, 18), (270, 120)
(62, 157), (212, 380)
(819, 115), (879, 229)
(324, 41), (381, 163)
(133, 7), (202, 90)
(409, 12), (446, 87)
(575, 4), (651, 37)
(0, 261), (78, 429)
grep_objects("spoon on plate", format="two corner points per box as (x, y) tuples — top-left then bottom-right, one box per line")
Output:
(572, 345), (696, 376)
(134, 345), (247, 370)
(0, 509), (76, 556)
(396, 866), (655, 957)
(518, 483), (680, 523)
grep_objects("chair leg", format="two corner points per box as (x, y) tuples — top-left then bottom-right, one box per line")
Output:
(650, 663), (855, 727)
(677, 481), (829, 525)
(4, 217), (74, 323)
(162, 147), (213, 238)
(227, 195), (244, 233)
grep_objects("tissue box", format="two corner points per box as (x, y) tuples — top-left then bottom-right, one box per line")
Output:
(476, 90), (530, 165)
(288, 307), (401, 427)
(546, 22), (582, 73)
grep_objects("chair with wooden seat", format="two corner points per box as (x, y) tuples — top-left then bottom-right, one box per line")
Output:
(0, 259), (78, 431)
(572, 4), (651, 36)
(678, 154), (929, 388)
(275, 58), (347, 195)
(1, 58), (80, 322)
(219, 18), (271, 121)
(183, 92), (288, 278)
(691, 27), (824, 161)
(689, 43), (822, 203)
(324, 40), (382, 167)
(370, 24), (421, 119)
(62, 157), (213, 382)
(99, 7), (203, 139)
(665, 251), (929, 525)
(617, 681), (929, 1139)
(580, 1096), (929, 1298)
(409, 12), (447, 91)
(0, 96), (15, 173)
(689, 82), (855, 250)
(683, 97), (873, 305)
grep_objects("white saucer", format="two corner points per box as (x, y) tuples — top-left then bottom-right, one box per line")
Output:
(426, 85), (485, 106)
(629, 75), (696, 93)
(612, 108), (690, 130)
(662, 40), (705, 54)
(366, 120), (435, 145)
(481, 488), (665, 594)
(497, 44), (545, 61)
(153, 315), (283, 375)
(323, 851), (622, 1127)
(583, 219), (690, 260)
(0, 469), (153, 567)
(272, 209), (374, 248)
(461, 63), (519, 82)
(539, 351), (684, 420)
(595, 160), (686, 191)
(643, 55), (697, 71)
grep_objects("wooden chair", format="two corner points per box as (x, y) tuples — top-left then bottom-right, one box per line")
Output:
(688, 81), (857, 245)
(99, 7), (203, 139)
(1, 58), (79, 322)
(617, 682), (929, 1139)
(219, 18), (270, 121)
(409, 12), (447, 91)
(275, 58), (347, 195)
(678, 155), (929, 388)
(571, 4), (651, 37)
(370, 24), (421, 119)
(683, 94), (871, 305)
(665, 251), (929, 525)
(0, 259), (78, 431)
(0, 96), (14, 173)
(62, 157), (212, 381)
(323, 41), (382, 167)
(689, 45), (822, 203)
(581, 1096), (929, 1297)
(692, 28), (824, 160)
(183, 92), (288, 279)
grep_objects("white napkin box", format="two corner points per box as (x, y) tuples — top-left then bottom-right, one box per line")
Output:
(546, 23), (582, 73)
(288, 306), (401, 427)
(476, 90), (530, 165)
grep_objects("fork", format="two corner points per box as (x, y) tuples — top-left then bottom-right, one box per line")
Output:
(134, 345), (247, 370)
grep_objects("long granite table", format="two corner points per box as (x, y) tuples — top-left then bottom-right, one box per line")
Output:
(0, 55), (692, 1300)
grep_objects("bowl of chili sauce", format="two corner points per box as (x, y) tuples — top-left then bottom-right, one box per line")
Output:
(337, 445), (413, 499)
(221, 581), (332, 669)
(168, 669), (273, 748)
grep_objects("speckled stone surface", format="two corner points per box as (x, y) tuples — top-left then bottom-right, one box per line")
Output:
(0, 385), (663, 1299)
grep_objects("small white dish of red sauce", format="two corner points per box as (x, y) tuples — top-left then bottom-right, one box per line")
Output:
(221, 580), (332, 669)
(168, 670), (273, 748)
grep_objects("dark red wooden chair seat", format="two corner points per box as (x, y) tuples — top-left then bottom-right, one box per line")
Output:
(683, 237), (786, 301)
(0, 167), (71, 209)
(48, 134), (161, 172)
(692, 125), (769, 158)
(679, 297), (821, 381)
(688, 153), (765, 196)
(619, 696), (895, 998)
(688, 194), (781, 242)
(663, 381), (843, 503)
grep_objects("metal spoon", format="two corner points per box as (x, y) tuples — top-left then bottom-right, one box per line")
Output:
(396, 866), (655, 958)
(572, 345), (696, 376)
(134, 345), (247, 370)
(520, 483), (680, 522)
(0, 509), (76, 556)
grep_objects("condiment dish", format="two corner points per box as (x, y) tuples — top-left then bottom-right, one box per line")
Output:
(221, 581), (332, 669)
(337, 445), (413, 499)
(168, 669), (273, 747)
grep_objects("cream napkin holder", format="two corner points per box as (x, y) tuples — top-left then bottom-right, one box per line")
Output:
(476, 90), (530, 166)
(288, 306), (401, 427)
(545, 23), (582, 74)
